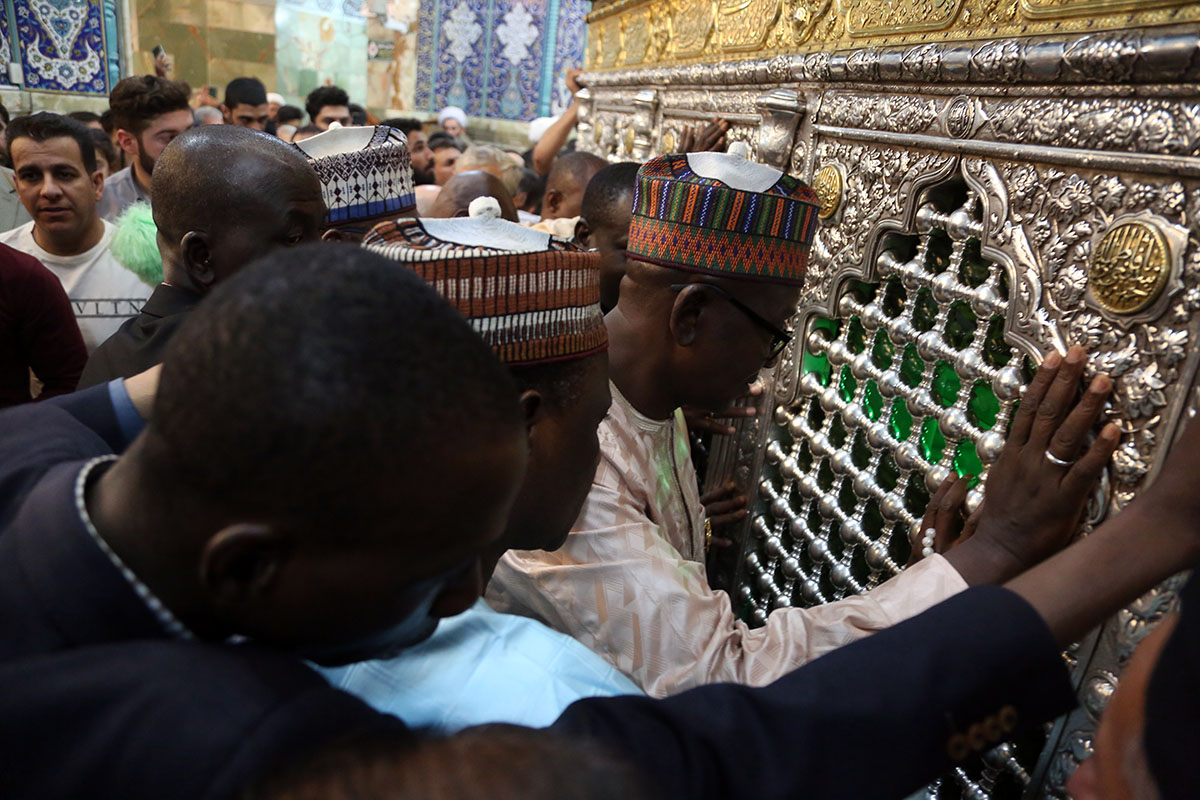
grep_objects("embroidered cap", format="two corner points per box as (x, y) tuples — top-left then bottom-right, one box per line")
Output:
(625, 150), (820, 286)
(295, 124), (415, 225)
(363, 198), (607, 365)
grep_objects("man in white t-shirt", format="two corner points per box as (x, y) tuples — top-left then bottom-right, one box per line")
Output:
(0, 113), (150, 351)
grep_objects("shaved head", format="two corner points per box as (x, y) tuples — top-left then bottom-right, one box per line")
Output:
(428, 170), (519, 222)
(151, 125), (327, 292)
(543, 151), (606, 221)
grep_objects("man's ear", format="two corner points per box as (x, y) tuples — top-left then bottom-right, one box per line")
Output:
(543, 188), (562, 216)
(321, 228), (346, 242)
(115, 129), (138, 157)
(198, 523), (286, 606)
(91, 167), (104, 201)
(219, 104), (232, 124)
(575, 217), (592, 247)
(518, 388), (546, 435)
(668, 284), (708, 347)
(180, 230), (216, 288)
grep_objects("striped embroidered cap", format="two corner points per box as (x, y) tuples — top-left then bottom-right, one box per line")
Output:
(362, 199), (607, 365)
(626, 151), (820, 285)
(295, 124), (415, 225)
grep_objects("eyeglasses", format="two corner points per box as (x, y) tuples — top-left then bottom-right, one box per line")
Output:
(670, 283), (793, 363)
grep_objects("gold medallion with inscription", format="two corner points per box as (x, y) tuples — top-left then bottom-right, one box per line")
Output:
(1089, 221), (1171, 314)
(622, 126), (636, 155)
(813, 164), (844, 219)
(661, 129), (677, 153)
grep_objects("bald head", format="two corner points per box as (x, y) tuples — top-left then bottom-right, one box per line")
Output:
(151, 125), (326, 293)
(543, 151), (606, 221)
(428, 170), (519, 222)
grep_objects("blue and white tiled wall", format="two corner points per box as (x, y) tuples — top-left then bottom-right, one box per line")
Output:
(0, 0), (120, 95)
(414, 0), (587, 121)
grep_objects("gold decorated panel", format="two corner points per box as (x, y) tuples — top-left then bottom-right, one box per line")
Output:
(585, 0), (1200, 70)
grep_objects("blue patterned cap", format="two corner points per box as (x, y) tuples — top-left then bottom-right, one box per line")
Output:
(296, 124), (415, 225)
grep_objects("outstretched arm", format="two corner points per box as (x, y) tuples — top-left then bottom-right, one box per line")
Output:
(532, 69), (585, 176)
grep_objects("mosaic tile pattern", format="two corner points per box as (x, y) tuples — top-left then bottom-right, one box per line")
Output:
(415, 0), (587, 121)
(13, 0), (110, 94)
(549, 0), (588, 113)
(0, 5), (12, 79)
(275, 2), (368, 110)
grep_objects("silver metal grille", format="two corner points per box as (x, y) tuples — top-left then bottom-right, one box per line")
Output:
(741, 181), (1027, 619)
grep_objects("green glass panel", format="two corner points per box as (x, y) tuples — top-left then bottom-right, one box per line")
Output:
(954, 440), (983, 488)
(881, 278), (907, 318)
(958, 239), (992, 287)
(862, 380), (882, 421)
(943, 301), (978, 350)
(848, 280), (877, 302)
(846, 316), (867, 354)
(795, 440), (813, 473)
(920, 416), (946, 463)
(839, 365), (858, 403)
(838, 479), (857, 514)
(926, 229), (953, 274)
(871, 329), (894, 369)
(807, 395), (826, 429)
(931, 360), (961, 408)
(1022, 355), (1037, 384)
(967, 381), (1000, 430)
(997, 268), (1010, 301)
(851, 430), (871, 469)
(904, 471), (931, 516)
(900, 343), (924, 387)
(817, 458), (835, 492)
(982, 315), (1013, 369)
(828, 413), (847, 449)
(862, 500), (883, 537)
(801, 317), (838, 386)
(888, 522), (913, 565)
(876, 451), (900, 491)
(888, 399), (913, 442)
(912, 288), (938, 332)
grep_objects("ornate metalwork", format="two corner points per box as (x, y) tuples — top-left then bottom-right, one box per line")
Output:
(578, 16), (1200, 800)
(584, 0), (1200, 71)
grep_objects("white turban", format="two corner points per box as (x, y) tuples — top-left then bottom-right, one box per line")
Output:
(528, 116), (557, 144)
(438, 106), (467, 129)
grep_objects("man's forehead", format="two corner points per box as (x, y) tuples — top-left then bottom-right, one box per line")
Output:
(12, 136), (82, 166)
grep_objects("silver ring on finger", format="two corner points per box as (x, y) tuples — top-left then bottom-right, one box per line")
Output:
(1044, 449), (1075, 467)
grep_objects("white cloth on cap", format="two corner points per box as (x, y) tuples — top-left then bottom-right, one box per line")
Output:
(686, 148), (781, 193)
(267, 92), (285, 106)
(528, 116), (557, 144)
(419, 206), (552, 252)
(294, 125), (415, 223)
(438, 106), (467, 128)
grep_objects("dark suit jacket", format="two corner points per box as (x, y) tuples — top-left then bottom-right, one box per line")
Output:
(78, 282), (202, 388)
(0, 395), (1078, 800)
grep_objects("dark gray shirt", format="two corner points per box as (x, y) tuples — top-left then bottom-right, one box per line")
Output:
(98, 166), (148, 222)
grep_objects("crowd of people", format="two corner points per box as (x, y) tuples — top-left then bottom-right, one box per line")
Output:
(0, 56), (1196, 800)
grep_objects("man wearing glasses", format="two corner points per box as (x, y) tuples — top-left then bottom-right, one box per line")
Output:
(487, 151), (973, 697)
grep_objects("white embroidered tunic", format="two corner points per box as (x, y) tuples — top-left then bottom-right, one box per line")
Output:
(488, 381), (969, 698)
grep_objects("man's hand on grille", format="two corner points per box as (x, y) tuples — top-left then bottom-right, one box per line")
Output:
(909, 473), (978, 566)
(943, 345), (1119, 586)
(701, 481), (747, 549)
(678, 118), (730, 154)
(683, 382), (762, 436)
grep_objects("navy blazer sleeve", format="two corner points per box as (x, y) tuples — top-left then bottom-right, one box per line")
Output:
(0, 394), (115, 531)
(551, 584), (1075, 800)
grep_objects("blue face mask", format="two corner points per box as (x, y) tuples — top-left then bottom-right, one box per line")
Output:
(298, 560), (473, 667)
